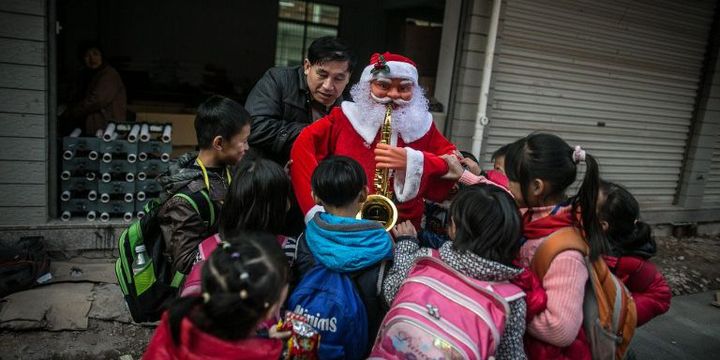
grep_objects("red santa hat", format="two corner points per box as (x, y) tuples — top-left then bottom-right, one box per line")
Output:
(359, 52), (419, 84)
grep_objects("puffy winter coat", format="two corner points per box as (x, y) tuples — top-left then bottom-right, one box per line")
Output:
(143, 312), (283, 360)
(604, 255), (671, 326)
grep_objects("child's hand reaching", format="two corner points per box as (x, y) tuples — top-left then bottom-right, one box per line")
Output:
(268, 324), (291, 340)
(441, 154), (465, 181)
(392, 220), (417, 238)
(460, 157), (481, 176)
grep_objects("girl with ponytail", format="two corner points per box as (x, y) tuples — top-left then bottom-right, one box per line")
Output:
(598, 180), (671, 327)
(504, 132), (608, 359)
(143, 231), (290, 359)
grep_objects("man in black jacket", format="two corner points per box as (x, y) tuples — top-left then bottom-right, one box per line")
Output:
(245, 37), (355, 165)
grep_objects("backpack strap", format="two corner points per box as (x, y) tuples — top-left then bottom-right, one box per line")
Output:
(172, 189), (217, 228)
(530, 227), (589, 279)
(198, 234), (222, 261)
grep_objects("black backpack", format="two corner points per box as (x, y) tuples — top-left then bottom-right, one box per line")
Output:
(115, 188), (216, 323)
(0, 236), (51, 298)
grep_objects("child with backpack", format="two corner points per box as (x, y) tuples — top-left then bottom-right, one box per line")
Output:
(157, 95), (252, 275)
(380, 184), (527, 360)
(287, 155), (393, 359)
(599, 180), (671, 326)
(143, 231), (291, 360)
(180, 155), (293, 297)
(115, 95), (252, 323)
(504, 133), (634, 360)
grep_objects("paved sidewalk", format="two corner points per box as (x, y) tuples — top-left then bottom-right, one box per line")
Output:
(632, 290), (720, 359)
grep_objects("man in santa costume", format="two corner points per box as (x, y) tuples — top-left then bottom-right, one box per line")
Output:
(290, 52), (457, 229)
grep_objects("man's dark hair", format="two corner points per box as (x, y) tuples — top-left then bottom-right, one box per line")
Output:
(194, 95), (252, 149)
(307, 36), (356, 72)
(311, 156), (366, 208)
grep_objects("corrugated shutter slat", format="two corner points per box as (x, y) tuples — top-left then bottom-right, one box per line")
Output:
(485, 0), (715, 207)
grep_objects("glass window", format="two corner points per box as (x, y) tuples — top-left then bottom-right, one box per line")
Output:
(275, 1), (340, 66)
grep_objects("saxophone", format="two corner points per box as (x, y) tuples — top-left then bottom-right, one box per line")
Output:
(358, 104), (398, 231)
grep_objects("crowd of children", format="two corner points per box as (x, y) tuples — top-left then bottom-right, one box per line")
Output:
(142, 95), (671, 359)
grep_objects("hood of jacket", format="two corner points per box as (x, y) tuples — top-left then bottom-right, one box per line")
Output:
(305, 212), (393, 272)
(144, 312), (283, 360)
(439, 241), (523, 282)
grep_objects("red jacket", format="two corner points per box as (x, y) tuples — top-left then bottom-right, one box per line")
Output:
(143, 312), (283, 360)
(604, 255), (671, 326)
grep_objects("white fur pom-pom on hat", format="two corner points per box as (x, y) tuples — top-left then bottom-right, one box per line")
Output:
(359, 52), (419, 84)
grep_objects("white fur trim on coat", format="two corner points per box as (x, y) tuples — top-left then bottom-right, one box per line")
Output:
(341, 102), (433, 145)
(359, 61), (418, 84)
(341, 101), (380, 145)
(393, 147), (423, 202)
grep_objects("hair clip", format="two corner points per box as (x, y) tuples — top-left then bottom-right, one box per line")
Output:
(221, 241), (232, 250)
(202, 292), (211, 304)
(231, 252), (241, 259)
(239, 289), (248, 299)
(572, 145), (586, 164)
(239, 272), (249, 281)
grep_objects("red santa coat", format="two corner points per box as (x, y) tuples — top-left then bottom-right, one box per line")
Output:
(290, 102), (456, 229)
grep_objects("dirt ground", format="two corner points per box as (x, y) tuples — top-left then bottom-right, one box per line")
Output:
(653, 234), (720, 296)
(0, 234), (718, 360)
(0, 319), (154, 360)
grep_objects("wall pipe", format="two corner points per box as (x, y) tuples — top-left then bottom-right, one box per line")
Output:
(471, 0), (502, 159)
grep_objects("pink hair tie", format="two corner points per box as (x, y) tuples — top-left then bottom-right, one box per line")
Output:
(573, 145), (586, 164)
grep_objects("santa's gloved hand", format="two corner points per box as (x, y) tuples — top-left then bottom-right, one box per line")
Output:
(374, 143), (407, 169)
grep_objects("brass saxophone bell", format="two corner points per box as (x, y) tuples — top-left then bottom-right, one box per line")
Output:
(358, 194), (398, 231)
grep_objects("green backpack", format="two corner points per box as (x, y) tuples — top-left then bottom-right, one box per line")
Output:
(115, 188), (216, 323)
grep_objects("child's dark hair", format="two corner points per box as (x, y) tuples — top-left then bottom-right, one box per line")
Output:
(459, 150), (479, 164)
(168, 231), (288, 344)
(307, 36), (356, 71)
(491, 144), (510, 162)
(450, 184), (522, 266)
(505, 132), (608, 260)
(220, 154), (290, 237)
(599, 180), (655, 258)
(311, 156), (367, 207)
(195, 95), (251, 149)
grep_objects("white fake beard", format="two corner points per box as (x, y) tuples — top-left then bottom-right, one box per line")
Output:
(349, 81), (430, 143)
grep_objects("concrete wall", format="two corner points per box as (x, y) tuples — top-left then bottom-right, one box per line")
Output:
(0, 0), (49, 224)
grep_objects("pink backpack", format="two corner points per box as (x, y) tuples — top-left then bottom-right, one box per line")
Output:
(179, 234), (221, 297)
(180, 234), (291, 297)
(370, 254), (524, 360)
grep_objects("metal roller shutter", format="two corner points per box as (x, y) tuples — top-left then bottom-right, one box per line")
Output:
(705, 139), (720, 207)
(484, 0), (715, 207)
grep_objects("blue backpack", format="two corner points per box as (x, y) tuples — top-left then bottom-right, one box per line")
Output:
(288, 265), (368, 360)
